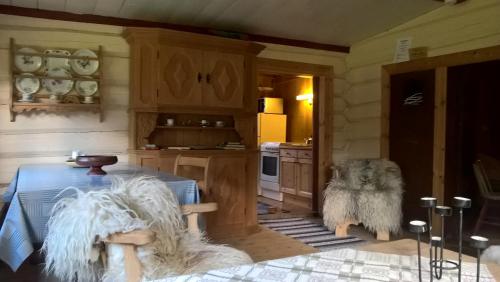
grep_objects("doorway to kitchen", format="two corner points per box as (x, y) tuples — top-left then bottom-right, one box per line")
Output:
(255, 58), (334, 217)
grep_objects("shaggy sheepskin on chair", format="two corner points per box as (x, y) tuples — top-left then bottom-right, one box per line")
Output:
(323, 159), (404, 235)
(482, 245), (500, 265)
(42, 177), (252, 282)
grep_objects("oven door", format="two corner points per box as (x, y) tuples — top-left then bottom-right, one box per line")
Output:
(260, 151), (280, 182)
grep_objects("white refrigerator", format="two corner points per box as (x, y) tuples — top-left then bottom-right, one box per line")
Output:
(257, 113), (287, 144)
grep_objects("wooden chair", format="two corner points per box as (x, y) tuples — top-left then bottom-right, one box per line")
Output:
(174, 156), (212, 196)
(100, 202), (218, 282)
(472, 158), (500, 234)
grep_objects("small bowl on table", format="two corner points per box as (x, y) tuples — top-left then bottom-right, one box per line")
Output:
(76, 155), (118, 175)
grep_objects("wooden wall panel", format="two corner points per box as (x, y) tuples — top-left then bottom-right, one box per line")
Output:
(343, 0), (500, 162)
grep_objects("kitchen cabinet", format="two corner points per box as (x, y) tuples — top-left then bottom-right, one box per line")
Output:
(280, 147), (313, 206)
(280, 157), (297, 195)
(297, 158), (313, 198)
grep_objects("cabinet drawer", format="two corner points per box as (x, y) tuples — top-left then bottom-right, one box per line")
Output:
(297, 150), (313, 159)
(280, 149), (297, 158)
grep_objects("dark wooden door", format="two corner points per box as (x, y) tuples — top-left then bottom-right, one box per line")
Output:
(389, 70), (435, 223)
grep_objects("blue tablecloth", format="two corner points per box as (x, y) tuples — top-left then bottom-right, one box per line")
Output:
(0, 164), (200, 271)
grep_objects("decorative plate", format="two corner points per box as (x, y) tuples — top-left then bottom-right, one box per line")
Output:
(15, 73), (40, 95)
(15, 47), (42, 72)
(43, 68), (74, 95)
(70, 49), (99, 75)
(75, 77), (98, 96)
(44, 49), (71, 70)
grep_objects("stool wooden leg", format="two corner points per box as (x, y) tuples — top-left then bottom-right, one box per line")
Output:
(335, 220), (357, 237)
(376, 230), (390, 241)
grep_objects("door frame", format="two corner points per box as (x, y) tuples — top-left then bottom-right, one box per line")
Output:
(381, 44), (500, 210)
(256, 58), (334, 213)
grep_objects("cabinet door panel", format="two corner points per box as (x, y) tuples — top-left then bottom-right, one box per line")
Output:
(131, 41), (158, 108)
(297, 158), (313, 198)
(280, 157), (297, 195)
(158, 46), (203, 106)
(203, 52), (244, 108)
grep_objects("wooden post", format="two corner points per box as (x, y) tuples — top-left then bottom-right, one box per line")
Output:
(380, 68), (391, 159)
(432, 67), (448, 234)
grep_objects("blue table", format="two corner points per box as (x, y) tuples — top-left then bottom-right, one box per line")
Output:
(0, 164), (199, 271)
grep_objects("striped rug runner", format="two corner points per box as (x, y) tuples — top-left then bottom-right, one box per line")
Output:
(259, 217), (365, 251)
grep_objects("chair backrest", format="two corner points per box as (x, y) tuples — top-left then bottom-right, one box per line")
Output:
(174, 155), (212, 195)
(473, 160), (493, 197)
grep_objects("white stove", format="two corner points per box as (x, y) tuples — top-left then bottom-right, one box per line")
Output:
(259, 142), (283, 201)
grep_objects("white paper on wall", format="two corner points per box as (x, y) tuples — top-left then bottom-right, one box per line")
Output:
(393, 37), (412, 63)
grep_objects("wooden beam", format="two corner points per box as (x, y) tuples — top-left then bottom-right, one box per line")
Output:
(433, 67), (447, 208)
(0, 4), (350, 53)
(380, 67), (390, 159)
(383, 44), (500, 75)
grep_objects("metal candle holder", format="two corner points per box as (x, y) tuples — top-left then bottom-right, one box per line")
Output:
(410, 196), (488, 281)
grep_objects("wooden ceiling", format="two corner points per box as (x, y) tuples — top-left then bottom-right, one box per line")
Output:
(0, 0), (443, 51)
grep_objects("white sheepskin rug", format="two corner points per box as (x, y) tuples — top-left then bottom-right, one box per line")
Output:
(42, 176), (252, 282)
(323, 159), (404, 235)
(482, 245), (500, 265)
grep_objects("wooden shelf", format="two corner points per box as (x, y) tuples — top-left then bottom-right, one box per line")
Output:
(156, 125), (236, 130)
(14, 51), (99, 60)
(13, 74), (100, 82)
(12, 102), (100, 112)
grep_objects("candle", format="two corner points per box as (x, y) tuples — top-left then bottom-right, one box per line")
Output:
(453, 197), (471, 208)
(421, 197), (437, 208)
(435, 206), (453, 216)
(409, 220), (427, 233)
(470, 236), (489, 249)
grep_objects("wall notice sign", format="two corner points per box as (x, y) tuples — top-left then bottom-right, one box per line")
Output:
(393, 37), (412, 63)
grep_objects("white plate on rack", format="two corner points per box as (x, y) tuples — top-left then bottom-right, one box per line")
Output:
(43, 68), (74, 95)
(75, 77), (98, 96)
(15, 47), (43, 72)
(16, 73), (40, 95)
(70, 49), (98, 75)
(44, 49), (71, 70)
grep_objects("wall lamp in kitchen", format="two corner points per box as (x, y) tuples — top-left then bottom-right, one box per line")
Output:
(296, 93), (313, 104)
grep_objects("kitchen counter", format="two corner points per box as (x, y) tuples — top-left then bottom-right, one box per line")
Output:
(279, 143), (312, 150)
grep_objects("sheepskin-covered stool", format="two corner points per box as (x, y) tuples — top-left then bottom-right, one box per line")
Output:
(43, 177), (252, 282)
(323, 159), (404, 241)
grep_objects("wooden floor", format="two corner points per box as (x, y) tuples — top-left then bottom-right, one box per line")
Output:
(214, 226), (317, 262)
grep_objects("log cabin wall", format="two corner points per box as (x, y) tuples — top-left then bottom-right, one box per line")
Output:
(0, 15), (347, 184)
(342, 0), (500, 161)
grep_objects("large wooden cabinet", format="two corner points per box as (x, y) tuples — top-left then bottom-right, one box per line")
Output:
(280, 147), (313, 208)
(125, 28), (264, 238)
(125, 28), (261, 112)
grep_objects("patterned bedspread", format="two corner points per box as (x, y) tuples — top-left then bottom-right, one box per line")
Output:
(156, 248), (494, 281)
